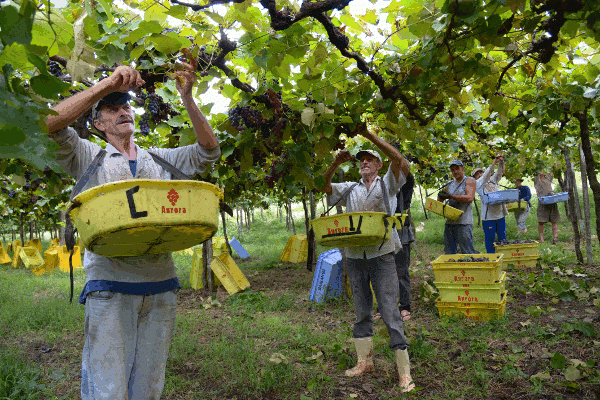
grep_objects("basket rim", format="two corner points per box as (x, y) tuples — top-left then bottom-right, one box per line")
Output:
(73, 179), (224, 203)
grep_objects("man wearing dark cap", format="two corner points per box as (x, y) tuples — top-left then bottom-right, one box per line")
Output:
(438, 160), (477, 254)
(319, 129), (414, 393)
(45, 60), (220, 399)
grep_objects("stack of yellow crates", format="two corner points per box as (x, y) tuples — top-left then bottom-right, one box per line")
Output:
(494, 240), (539, 269)
(432, 254), (507, 321)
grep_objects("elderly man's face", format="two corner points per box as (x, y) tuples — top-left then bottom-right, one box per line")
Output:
(359, 154), (383, 177)
(473, 171), (483, 180)
(450, 165), (465, 180)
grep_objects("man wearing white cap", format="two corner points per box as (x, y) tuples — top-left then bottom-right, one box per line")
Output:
(45, 59), (220, 399)
(438, 160), (477, 254)
(319, 129), (414, 393)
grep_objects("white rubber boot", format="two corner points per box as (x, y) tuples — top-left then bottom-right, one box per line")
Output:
(395, 349), (415, 393)
(344, 337), (374, 377)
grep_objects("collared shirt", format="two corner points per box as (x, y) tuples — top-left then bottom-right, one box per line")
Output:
(476, 162), (508, 221)
(51, 127), (221, 303)
(534, 173), (554, 197)
(329, 166), (406, 259)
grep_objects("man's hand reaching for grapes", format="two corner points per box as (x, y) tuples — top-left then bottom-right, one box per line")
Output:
(175, 49), (198, 98)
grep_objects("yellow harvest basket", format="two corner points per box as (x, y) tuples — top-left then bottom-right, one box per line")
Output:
(503, 255), (540, 269)
(506, 201), (527, 212)
(70, 179), (223, 257)
(425, 198), (463, 221)
(435, 271), (506, 303)
(394, 213), (408, 229)
(310, 212), (399, 247)
(494, 241), (539, 258)
(431, 253), (504, 283)
(436, 292), (507, 321)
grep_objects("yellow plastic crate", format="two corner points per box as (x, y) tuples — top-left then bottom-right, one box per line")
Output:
(506, 201), (527, 212)
(25, 239), (43, 253)
(19, 247), (44, 269)
(280, 234), (308, 263)
(212, 237), (229, 256)
(431, 254), (504, 283)
(0, 242), (11, 264)
(7, 240), (21, 253)
(424, 198), (463, 221)
(436, 292), (507, 321)
(494, 241), (538, 258)
(310, 212), (400, 247)
(70, 179), (223, 257)
(41, 249), (60, 274)
(503, 255), (540, 269)
(435, 271), (506, 303)
(190, 247), (220, 290)
(11, 245), (21, 268)
(57, 246), (83, 272)
(48, 238), (60, 249)
(210, 253), (250, 295)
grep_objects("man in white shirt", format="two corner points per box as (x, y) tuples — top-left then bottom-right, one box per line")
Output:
(45, 60), (220, 399)
(473, 154), (507, 253)
(319, 129), (414, 392)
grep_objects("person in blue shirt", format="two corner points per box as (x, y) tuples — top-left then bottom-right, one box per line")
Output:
(514, 178), (532, 234)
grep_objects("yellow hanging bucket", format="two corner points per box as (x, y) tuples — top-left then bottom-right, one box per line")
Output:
(310, 212), (399, 247)
(69, 179), (223, 257)
(425, 198), (463, 221)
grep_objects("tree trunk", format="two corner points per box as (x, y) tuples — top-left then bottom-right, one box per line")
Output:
(301, 191), (310, 237)
(261, 207), (264, 220)
(556, 171), (570, 220)
(19, 213), (25, 246)
(236, 206), (242, 239)
(202, 238), (214, 291)
(570, 161), (583, 224)
(309, 191), (317, 268)
(301, 190), (313, 270)
(221, 209), (233, 255)
(288, 199), (296, 235)
(579, 144), (594, 266)
(321, 197), (326, 216)
(575, 111), (600, 248)
(29, 220), (34, 242)
(563, 146), (584, 263)
(418, 185), (428, 219)
(474, 198), (481, 227)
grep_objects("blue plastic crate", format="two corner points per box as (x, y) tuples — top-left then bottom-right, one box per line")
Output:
(309, 249), (343, 303)
(229, 237), (250, 259)
(481, 189), (519, 205)
(538, 192), (569, 205)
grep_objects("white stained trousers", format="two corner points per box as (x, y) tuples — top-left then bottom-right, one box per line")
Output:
(81, 290), (178, 400)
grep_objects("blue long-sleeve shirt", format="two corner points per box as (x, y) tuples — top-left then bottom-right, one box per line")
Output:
(518, 185), (532, 205)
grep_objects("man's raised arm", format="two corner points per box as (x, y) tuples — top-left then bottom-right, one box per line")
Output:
(45, 67), (145, 135)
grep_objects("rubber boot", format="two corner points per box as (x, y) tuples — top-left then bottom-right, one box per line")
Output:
(395, 349), (415, 393)
(345, 337), (374, 377)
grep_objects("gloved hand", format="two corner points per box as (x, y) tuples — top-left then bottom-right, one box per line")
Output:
(438, 190), (451, 201)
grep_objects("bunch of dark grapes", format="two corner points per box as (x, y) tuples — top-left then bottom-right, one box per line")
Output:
(139, 114), (151, 136)
(333, 139), (346, 151)
(148, 93), (161, 116)
(48, 60), (62, 77)
(264, 152), (288, 189)
(228, 105), (264, 132)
